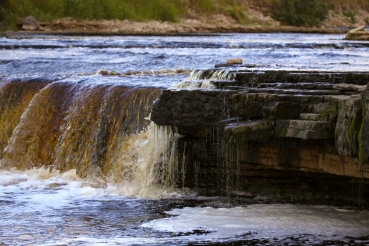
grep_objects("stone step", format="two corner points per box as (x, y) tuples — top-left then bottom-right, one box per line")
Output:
(274, 120), (335, 139)
(213, 80), (246, 88)
(300, 113), (329, 121)
(183, 80), (244, 89)
(224, 119), (274, 142)
(247, 88), (350, 95)
(304, 103), (333, 114)
(185, 79), (368, 92)
(235, 70), (369, 84)
(332, 83), (367, 92)
(223, 86), (247, 90)
(256, 82), (334, 90)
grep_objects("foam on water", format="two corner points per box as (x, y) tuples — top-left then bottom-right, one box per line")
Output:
(2, 163), (369, 245)
(3, 33), (369, 78)
(142, 205), (369, 243)
(0, 123), (186, 200)
(106, 122), (187, 199)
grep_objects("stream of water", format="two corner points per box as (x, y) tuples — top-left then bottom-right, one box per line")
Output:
(1, 33), (369, 245)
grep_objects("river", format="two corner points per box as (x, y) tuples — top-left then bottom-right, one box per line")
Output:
(0, 33), (369, 245)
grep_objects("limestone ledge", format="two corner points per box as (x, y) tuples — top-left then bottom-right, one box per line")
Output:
(151, 69), (369, 179)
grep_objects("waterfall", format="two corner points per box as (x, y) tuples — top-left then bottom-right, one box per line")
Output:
(1, 82), (159, 177)
(0, 79), (187, 197)
(107, 122), (183, 198)
(0, 78), (50, 159)
(171, 69), (235, 89)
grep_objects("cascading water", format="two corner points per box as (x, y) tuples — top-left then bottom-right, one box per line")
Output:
(0, 78), (50, 159)
(1, 33), (369, 245)
(2, 82), (156, 173)
(171, 69), (235, 89)
(0, 79), (187, 198)
(107, 122), (184, 198)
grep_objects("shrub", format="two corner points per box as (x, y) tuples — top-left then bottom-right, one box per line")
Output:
(219, 0), (249, 23)
(272, 0), (334, 26)
(343, 11), (357, 24)
(190, 0), (213, 12)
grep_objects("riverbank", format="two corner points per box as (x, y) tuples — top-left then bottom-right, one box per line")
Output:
(2, 0), (369, 36)
(4, 19), (352, 37)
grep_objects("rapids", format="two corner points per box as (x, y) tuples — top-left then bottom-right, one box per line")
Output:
(0, 33), (369, 245)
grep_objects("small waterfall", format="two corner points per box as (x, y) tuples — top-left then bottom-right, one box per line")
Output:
(107, 122), (183, 198)
(1, 81), (159, 177)
(0, 79), (187, 198)
(171, 69), (235, 89)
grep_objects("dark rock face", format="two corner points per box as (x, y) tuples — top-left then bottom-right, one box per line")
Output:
(151, 68), (369, 207)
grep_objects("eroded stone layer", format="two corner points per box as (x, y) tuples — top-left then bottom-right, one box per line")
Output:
(151, 69), (369, 207)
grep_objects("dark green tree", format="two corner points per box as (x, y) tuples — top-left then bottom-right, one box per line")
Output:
(273, 0), (334, 26)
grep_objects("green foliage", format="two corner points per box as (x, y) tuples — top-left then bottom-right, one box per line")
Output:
(366, 17), (369, 25)
(226, 5), (248, 23)
(343, 10), (357, 23)
(272, 0), (334, 26)
(0, 0), (252, 28)
(218, 0), (249, 23)
(190, 0), (213, 12)
(1, 0), (181, 29)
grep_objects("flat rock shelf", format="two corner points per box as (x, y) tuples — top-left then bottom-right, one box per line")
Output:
(151, 67), (369, 208)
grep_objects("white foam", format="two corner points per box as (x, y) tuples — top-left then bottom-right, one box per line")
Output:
(171, 69), (234, 90)
(2, 167), (369, 245)
(142, 205), (369, 242)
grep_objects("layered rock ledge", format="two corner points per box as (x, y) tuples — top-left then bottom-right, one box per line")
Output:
(151, 67), (369, 208)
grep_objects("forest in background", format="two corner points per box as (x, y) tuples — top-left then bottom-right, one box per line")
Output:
(0, 0), (368, 30)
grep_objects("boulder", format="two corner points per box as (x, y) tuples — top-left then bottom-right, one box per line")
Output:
(344, 25), (369, 40)
(22, 16), (40, 31)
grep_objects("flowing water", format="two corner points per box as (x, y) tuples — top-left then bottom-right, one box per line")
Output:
(1, 33), (369, 245)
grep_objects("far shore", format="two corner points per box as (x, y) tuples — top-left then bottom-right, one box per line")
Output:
(2, 18), (356, 37)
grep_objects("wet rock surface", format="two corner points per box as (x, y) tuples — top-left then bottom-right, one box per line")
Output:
(151, 67), (369, 207)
